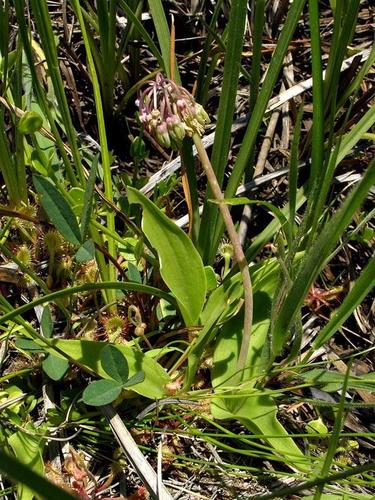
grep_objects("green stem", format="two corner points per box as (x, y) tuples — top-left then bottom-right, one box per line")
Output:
(192, 133), (253, 379)
(72, 0), (117, 310)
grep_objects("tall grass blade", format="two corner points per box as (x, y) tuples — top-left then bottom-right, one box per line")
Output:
(148, 0), (180, 83)
(30, 0), (85, 185)
(71, 0), (117, 304)
(324, 0), (360, 107)
(271, 158), (375, 356)
(206, 0), (307, 263)
(249, 0), (266, 112)
(198, 0), (249, 261)
(0, 116), (19, 203)
(13, 0), (76, 185)
(117, 0), (164, 71)
(288, 104), (304, 242)
(312, 363), (352, 499)
(310, 255), (375, 351)
(195, 0), (224, 104)
(307, 0), (324, 196)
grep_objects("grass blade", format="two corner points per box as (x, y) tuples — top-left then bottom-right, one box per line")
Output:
(14, 0), (76, 185)
(206, 0), (307, 263)
(148, 0), (180, 83)
(198, 0), (249, 260)
(80, 156), (98, 241)
(0, 452), (77, 500)
(288, 103), (304, 241)
(195, 0), (224, 104)
(312, 363), (352, 499)
(30, 0), (85, 185)
(117, 0), (164, 71)
(249, 0), (266, 112)
(310, 255), (375, 352)
(71, 0), (117, 304)
(307, 0), (324, 196)
(271, 157), (375, 356)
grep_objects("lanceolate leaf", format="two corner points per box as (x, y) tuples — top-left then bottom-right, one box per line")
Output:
(33, 175), (82, 245)
(211, 394), (309, 471)
(128, 187), (206, 326)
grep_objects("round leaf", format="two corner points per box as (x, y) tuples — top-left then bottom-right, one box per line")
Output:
(42, 354), (69, 381)
(100, 344), (129, 383)
(82, 379), (122, 406)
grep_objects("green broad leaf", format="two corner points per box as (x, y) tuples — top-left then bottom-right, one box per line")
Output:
(100, 344), (129, 384)
(211, 393), (310, 471)
(127, 187), (206, 326)
(204, 266), (217, 291)
(42, 354), (69, 381)
(33, 176), (82, 246)
(210, 256), (309, 470)
(122, 371), (145, 388)
(30, 149), (49, 176)
(42, 339), (170, 399)
(0, 451), (76, 500)
(75, 239), (96, 262)
(40, 306), (53, 338)
(127, 262), (142, 283)
(212, 257), (282, 386)
(15, 338), (44, 352)
(82, 379), (122, 406)
(8, 429), (44, 500)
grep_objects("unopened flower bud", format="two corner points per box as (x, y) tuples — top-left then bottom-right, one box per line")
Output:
(166, 115), (186, 144)
(156, 122), (171, 148)
(195, 103), (210, 125)
(176, 99), (187, 112)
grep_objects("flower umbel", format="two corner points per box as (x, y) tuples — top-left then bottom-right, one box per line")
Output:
(137, 73), (210, 150)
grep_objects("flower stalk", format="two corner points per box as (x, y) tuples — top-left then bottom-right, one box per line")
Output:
(138, 74), (253, 380)
(192, 133), (253, 380)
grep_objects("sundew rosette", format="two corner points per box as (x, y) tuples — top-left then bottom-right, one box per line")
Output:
(137, 73), (210, 150)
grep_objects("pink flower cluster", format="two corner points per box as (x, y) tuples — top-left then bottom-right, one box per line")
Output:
(137, 73), (210, 150)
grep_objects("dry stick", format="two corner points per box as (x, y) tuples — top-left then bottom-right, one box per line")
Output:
(192, 134), (253, 378)
(101, 404), (172, 500)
